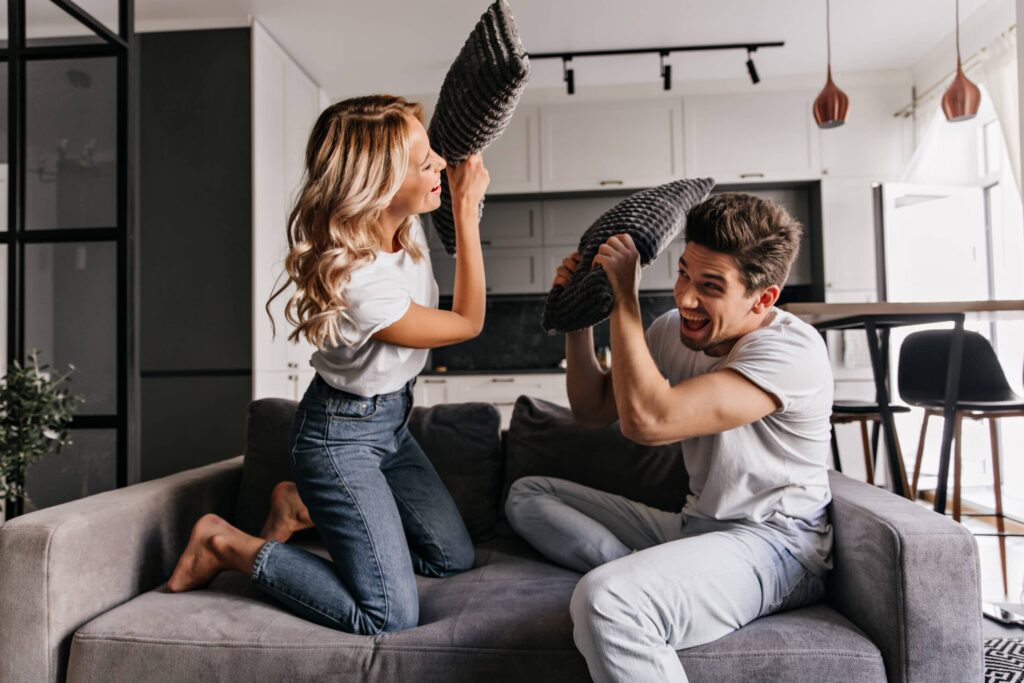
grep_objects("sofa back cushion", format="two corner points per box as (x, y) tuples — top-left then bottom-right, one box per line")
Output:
(499, 396), (688, 536)
(233, 398), (503, 543)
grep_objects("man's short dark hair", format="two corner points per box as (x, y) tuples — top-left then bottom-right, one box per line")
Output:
(684, 193), (802, 293)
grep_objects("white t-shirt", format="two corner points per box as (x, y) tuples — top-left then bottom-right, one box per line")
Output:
(310, 218), (438, 397)
(644, 308), (834, 575)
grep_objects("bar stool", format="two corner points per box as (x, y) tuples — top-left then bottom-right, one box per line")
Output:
(831, 400), (910, 484)
(898, 329), (1024, 596)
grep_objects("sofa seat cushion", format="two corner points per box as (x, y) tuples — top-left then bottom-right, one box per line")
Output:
(68, 538), (885, 683)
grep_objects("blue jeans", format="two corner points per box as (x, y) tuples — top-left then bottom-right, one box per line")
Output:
(251, 375), (475, 634)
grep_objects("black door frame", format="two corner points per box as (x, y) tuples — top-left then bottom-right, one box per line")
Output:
(2, 0), (137, 517)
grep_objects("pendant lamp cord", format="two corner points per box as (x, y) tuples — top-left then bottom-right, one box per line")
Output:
(826, 0), (832, 68)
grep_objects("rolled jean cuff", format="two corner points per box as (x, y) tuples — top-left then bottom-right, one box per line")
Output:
(250, 540), (277, 582)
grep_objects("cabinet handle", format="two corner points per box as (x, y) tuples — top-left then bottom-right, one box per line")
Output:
(491, 377), (515, 383)
(528, 210), (534, 238)
(423, 379), (447, 384)
(486, 286), (494, 292)
(598, 179), (624, 186)
(739, 173), (765, 179)
(480, 239), (492, 246)
(287, 362), (298, 368)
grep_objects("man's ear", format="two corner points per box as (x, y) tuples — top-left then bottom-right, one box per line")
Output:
(751, 285), (780, 314)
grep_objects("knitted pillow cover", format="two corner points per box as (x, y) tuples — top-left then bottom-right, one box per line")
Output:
(428, 0), (530, 255)
(541, 177), (715, 334)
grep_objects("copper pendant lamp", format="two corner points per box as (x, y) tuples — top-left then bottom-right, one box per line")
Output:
(813, 0), (849, 129)
(941, 0), (981, 122)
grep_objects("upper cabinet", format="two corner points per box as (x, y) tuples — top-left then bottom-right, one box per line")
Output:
(684, 91), (820, 182)
(485, 106), (541, 194)
(539, 100), (685, 192)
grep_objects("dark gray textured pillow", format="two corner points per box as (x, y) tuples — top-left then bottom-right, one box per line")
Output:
(233, 398), (503, 544)
(498, 395), (688, 538)
(428, 0), (530, 255)
(541, 177), (715, 334)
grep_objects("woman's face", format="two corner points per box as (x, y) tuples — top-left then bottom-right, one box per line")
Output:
(388, 114), (446, 217)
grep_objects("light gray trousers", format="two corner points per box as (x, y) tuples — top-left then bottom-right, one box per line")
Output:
(504, 476), (825, 683)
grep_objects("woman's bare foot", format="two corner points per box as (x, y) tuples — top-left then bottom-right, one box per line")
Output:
(260, 481), (315, 543)
(167, 514), (235, 592)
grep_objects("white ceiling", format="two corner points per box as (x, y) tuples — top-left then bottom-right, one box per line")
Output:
(30, 0), (998, 97)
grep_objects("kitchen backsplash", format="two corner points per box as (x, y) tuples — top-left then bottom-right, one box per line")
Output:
(428, 293), (677, 371)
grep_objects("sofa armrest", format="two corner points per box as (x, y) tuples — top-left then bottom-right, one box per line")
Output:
(0, 455), (243, 683)
(827, 471), (983, 683)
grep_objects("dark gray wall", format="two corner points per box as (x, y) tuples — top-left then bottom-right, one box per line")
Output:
(139, 28), (252, 481)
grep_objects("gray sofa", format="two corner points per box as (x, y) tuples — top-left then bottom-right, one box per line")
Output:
(0, 395), (984, 682)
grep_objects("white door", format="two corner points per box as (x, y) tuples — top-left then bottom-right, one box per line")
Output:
(876, 183), (988, 301)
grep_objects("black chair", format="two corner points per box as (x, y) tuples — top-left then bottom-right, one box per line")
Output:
(830, 401), (911, 484)
(898, 329), (1024, 596)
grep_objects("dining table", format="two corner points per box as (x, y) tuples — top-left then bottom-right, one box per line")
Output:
(781, 299), (1024, 514)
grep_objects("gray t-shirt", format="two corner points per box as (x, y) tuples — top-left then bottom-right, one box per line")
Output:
(645, 308), (834, 575)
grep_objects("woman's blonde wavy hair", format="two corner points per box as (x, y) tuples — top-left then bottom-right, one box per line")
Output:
(267, 95), (426, 350)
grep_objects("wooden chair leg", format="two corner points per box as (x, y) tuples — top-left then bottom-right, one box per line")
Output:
(953, 412), (963, 523)
(911, 410), (930, 499)
(989, 416), (1008, 597)
(859, 418), (874, 485)
(830, 424), (842, 473)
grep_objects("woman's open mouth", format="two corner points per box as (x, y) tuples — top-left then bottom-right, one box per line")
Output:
(680, 310), (711, 333)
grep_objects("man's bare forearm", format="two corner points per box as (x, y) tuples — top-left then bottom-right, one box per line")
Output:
(609, 296), (669, 439)
(565, 328), (614, 426)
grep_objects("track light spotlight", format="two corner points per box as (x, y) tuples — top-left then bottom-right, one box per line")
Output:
(563, 56), (575, 95)
(746, 48), (760, 84)
(660, 52), (671, 91)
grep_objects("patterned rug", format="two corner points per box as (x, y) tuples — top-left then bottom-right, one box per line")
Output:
(987, 638), (1024, 682)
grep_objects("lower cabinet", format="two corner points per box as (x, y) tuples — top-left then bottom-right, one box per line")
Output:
(254, 370), (315, 402)
(413, 373), (569, 428)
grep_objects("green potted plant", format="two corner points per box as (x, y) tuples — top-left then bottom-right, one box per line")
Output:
(0, 350), (85, 520)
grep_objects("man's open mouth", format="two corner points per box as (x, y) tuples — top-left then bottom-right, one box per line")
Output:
(680, 310), (711, 332)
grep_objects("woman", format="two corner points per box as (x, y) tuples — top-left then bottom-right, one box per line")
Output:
(168, 95), (489, 635)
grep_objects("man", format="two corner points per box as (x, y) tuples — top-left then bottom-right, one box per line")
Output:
(505, 193), (833, 683)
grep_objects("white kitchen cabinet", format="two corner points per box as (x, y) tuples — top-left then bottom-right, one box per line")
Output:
(415, 373), (568, 428)
(641, 244), (680, 291)
(254, 369), (315, 402)
(819, 86), (911, 178)
(479, 201), (543, 247)
(540, 100), (684, 192)
(484, 247), (545, 294)
(252, 21), (323, 399)
(542, 195), (621, 246)
(684, 91), (820, 182)
(484, 106), (541, 194)
(432, 247), (545, 296)
(820, 178), (880, 295)
(414, 376), (452, 405)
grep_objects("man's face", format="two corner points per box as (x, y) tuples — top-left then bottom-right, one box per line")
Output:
(672, 242), (767, 356)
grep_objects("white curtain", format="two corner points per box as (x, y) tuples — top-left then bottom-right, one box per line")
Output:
(977, 30), (1021, 192)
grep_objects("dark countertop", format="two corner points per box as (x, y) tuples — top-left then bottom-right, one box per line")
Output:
(421, 367), (565, 376)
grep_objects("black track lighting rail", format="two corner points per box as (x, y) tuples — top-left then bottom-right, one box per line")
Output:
(528, 41), (784, 61)
(529, 41), (783, 93)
